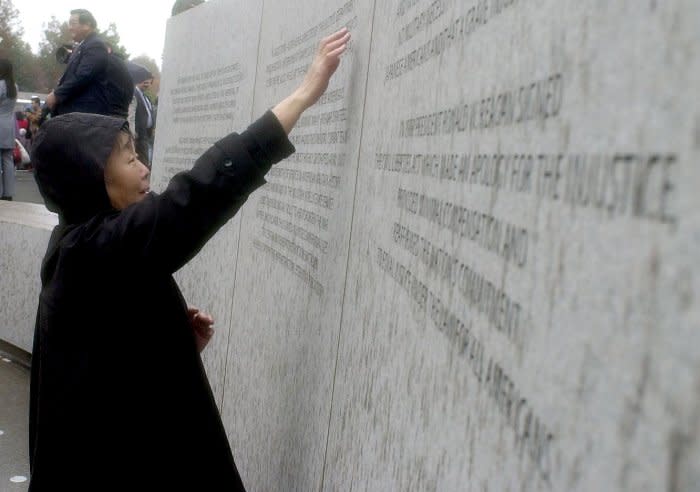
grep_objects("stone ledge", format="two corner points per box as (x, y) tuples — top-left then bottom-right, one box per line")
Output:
(0, 339), (31, 370)
(0, 206), (55, 353)
(0, 201), (57, 230)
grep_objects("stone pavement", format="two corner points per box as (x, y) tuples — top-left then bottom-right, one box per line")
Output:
(13, 170), (43, 206)
(0, 342), (30, 491)
(1, 169), (47, 490)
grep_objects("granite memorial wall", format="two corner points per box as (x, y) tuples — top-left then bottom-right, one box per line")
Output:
(151, 0), (700, 489)
(151, 0), (263, 408)
(220, 1), (373, 489)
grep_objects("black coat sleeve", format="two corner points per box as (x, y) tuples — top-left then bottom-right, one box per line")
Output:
(134, 96), (145, 139)
(86, 110), (295, 273)
(54, 40), (109, 104)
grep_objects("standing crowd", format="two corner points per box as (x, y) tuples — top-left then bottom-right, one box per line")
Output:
(0, 59), (17, 200)
(0, 8), (158, 202)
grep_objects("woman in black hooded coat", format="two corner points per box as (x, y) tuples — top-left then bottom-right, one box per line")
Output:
(27, 28), (350, 491)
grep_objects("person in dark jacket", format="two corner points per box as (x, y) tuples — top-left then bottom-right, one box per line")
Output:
(104, 43), (136, 118)
(27, 27), (350, 491)
(46, 9), (131, 117)
(0, 59), (17, 200)
(129, 64), (156, 166)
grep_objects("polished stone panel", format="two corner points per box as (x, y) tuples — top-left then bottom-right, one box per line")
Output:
(218, 1), (374, 490)
(324, 0), (700, 490)
(150, 0), (263, 407)
(144, 0), (700, 490)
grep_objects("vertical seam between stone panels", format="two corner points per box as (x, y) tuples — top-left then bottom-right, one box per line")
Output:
(319, 1), (379, 490)
(219, 216), (244, 414)
(221, 0), (267, 417)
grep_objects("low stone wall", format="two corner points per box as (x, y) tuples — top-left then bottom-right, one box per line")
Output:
(0, 202), (57, 353)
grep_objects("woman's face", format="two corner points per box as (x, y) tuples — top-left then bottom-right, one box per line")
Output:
(104, 132), (151, 210)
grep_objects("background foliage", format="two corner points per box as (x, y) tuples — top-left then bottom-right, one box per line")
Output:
(0, 0), (159, 95)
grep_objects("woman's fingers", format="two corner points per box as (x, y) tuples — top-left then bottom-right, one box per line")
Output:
(189, 306), (214, 333)
(188, 307), (212, 324)
(309, 30), (350, 88)
(197, 327), (214, 339)
(193, 313), (214, 332)
(324, 31), (351, 55)
(187, 307), (214, 353)
(320, 27), (349, 50)
(278, 28), (350, 120)
(327, 42), (349, 59)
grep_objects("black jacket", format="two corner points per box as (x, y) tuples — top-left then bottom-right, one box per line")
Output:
(104, 54), (134, 118)
(28, 111), (294, 490)
(134, 87), (155, 163)
(54, 33), (131, 117)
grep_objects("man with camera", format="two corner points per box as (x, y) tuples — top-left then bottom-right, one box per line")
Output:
(45, 9), (131, 118)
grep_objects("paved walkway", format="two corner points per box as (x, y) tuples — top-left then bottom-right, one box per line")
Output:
(2, 166), (42, 490)
(13, 170), (44, 206)
(1, 170), (44, 489)
(0, 344), (30, 491)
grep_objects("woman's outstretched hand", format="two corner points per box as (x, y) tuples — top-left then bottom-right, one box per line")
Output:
(297, 27), (351, 109)
(188, 306), (214, 353)
(272, 27), (351, 134)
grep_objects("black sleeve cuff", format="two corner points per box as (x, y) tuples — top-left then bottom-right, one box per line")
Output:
(214, 110), (295, 169)
(249, 110), (296, 164)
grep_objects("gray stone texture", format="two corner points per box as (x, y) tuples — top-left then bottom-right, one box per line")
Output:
(323, 1), (700, 489)
(150, 0), (263, 407)
(0, 0), (692, 490)
(217, 1), (374, 490)
(0, 203), (56, 352)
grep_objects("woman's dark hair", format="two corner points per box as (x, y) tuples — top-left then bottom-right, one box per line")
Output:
(70, 9), (97, 29)
(116, 124), (135, 151)
(0, 59), (17, 99)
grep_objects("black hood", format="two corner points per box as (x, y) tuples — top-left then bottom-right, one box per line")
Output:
(32, 112), (126, 224)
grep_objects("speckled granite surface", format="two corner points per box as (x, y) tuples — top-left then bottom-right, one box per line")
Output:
(4, 0), (699, 490)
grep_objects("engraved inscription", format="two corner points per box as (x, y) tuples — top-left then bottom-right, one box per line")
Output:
(170, 64), (244, 123)
(253, 2), (358, 295)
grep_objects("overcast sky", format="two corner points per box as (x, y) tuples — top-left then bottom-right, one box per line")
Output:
(14, 1), (174, 68)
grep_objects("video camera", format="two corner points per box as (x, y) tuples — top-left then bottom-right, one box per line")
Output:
(55, 44), (74, 64)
